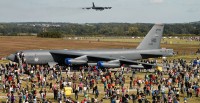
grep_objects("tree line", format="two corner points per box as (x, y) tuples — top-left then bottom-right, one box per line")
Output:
(0, 22), (199, 38)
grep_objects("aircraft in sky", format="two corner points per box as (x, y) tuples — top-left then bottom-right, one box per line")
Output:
(82, 2), (112, 11)
(7, 24), (173, 68)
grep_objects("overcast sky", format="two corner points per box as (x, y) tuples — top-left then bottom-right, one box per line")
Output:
(0, 0), (199, 23)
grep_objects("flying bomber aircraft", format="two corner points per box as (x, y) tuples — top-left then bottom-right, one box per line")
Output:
(82, 2), (112, 11)
(7, 24), (173, 68)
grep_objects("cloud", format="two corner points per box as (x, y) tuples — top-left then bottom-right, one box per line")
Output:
(150, 0), (164, 3)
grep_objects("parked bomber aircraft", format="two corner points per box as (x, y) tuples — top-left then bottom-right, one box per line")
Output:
(7, 24), (173, 68)
(82, 2), (112, 11)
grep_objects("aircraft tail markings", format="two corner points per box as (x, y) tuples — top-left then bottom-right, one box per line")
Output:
(136, 24), (164, 50)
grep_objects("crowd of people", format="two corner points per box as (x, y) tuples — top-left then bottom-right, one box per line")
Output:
(0, 57), (199, 103)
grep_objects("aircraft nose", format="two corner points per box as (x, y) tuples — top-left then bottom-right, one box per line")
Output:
(7, 54), (16, 61)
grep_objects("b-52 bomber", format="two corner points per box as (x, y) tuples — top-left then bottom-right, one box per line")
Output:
(82, 2), (112, 11)
(7, 24), (173, 68)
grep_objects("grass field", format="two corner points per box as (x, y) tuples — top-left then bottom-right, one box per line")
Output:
(0, 36), (199, 58)
(0, 36), (199, 65)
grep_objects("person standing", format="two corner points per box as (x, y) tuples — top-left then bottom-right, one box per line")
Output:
(11, 93), (15, 103)
(95, 89), (99, 98)
(122, 86), (126, 96)
(131, 93), (137, 103)
(75, 88), (79, 100)
(130, 77), (133, 89)
(93, 85), (97, 94)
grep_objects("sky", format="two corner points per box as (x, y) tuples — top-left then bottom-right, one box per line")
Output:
(0, 0), (200, 23)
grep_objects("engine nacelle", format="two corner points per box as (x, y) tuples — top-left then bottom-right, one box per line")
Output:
(65, 58), (87, 65)
(97, 61), (120, 68)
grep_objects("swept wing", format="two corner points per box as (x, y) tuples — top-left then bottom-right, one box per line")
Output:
(50, 50), (156, 68)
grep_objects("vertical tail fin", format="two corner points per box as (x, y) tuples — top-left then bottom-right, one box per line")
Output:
(92, 2), (95, 7)
(136, 24), (164, 50)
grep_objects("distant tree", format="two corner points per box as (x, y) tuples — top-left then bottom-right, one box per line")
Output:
(128, 27), (139, 36)
(0, 22), (200, 36)
(37, 31), (63, 38)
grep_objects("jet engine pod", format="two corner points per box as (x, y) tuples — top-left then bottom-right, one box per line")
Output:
(97, 61), (120, 68)
(97, 61), (103, 68)
(65, 58), (87, 65)
(65, 58), (71, 65)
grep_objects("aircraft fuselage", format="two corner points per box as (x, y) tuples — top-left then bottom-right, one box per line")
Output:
(8, 48), (173, 65)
